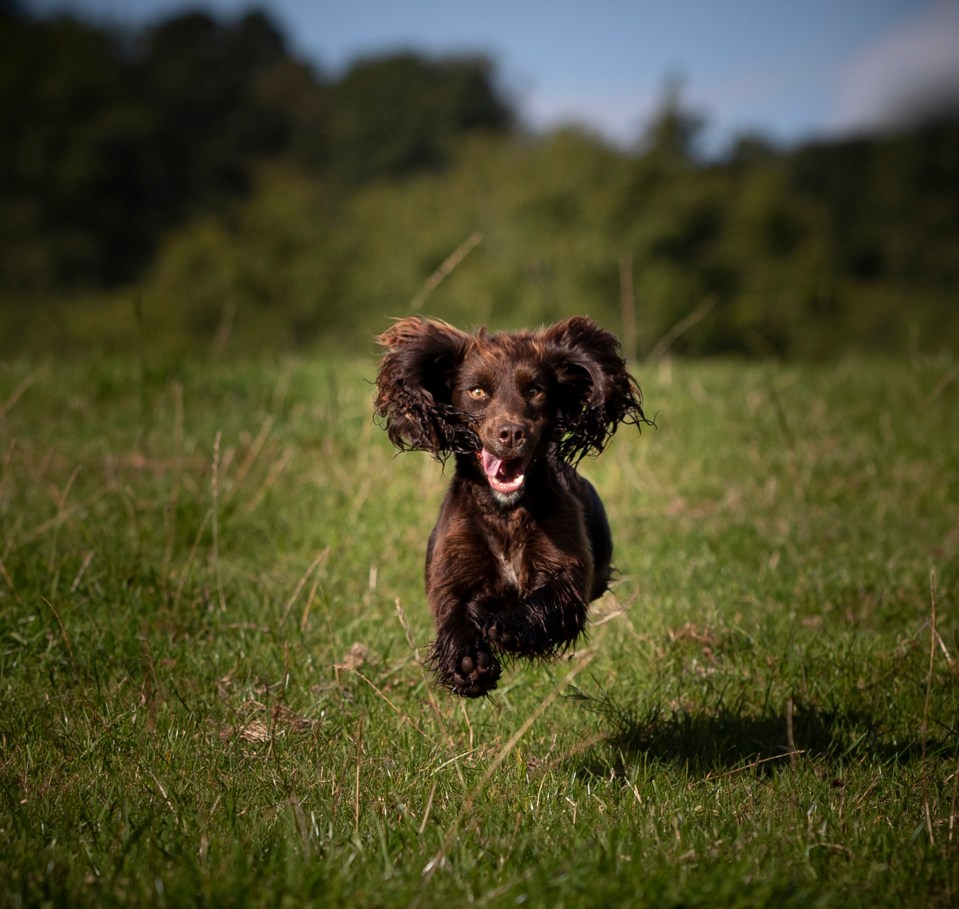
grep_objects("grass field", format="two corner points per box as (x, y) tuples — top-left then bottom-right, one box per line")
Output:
(1, 351), (957, 907)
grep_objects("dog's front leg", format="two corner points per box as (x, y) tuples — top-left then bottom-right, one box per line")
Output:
(522, 574), (590, 655)
(484, 570), (590, 658)
(425, 522), (505, 697)
(427, 591), (502, 697)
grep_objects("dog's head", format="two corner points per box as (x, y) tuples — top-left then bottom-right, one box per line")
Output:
(374, 316), (646, 496)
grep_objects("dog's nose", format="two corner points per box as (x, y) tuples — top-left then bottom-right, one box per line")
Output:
(496, 423), (526, 448)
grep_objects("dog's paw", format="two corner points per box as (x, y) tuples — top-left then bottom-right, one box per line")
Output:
(483, 617), (550, 657)
(450, 646), (501, 697)
(482, 617), (519, 652)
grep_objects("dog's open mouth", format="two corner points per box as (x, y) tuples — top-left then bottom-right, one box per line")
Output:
(479, 449), (527, 495)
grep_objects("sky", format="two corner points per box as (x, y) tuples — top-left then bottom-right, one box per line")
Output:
(26, 0), (959, 152)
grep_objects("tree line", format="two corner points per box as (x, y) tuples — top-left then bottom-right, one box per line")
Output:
(2, 4), (957, 357)
(0, 5), (510, 290)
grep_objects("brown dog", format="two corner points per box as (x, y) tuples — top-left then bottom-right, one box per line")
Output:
(374, 317), (645, 696)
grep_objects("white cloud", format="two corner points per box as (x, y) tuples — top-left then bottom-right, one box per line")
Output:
(833, 1), (959, 134)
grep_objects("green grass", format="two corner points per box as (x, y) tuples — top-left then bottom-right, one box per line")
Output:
(1, 352), (957, 908)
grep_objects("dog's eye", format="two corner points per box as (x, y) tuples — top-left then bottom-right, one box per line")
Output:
(526, 384), (545, 399)
(467, 386), (488, 401)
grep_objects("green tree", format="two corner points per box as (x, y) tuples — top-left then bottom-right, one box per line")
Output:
(0, 7), (330, 291)
(329, 52), (512, 184)
(140, 10), (297, 207)
(0, 15), (160, 287)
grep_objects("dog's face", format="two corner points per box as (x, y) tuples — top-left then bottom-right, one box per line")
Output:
(374, 317), (646, 484)
(452, 338), (555, 498)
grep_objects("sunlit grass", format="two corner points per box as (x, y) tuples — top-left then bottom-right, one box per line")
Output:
(1, 352), (957, 907)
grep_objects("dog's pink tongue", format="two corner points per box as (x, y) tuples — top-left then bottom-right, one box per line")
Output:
(481, 449), (504, 479)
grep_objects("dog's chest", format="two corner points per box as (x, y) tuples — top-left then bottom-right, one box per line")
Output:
(488, 514), (536, 593)
(495, 549), (522, 590)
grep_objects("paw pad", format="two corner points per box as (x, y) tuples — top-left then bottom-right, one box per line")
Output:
(451, 646), (500, 697)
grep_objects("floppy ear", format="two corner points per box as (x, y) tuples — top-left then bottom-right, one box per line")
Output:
(374, 317), (474, 455)
(541, 316), (647, 462)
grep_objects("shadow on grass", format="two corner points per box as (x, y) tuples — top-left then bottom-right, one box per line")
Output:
(566, 685), (944, 778)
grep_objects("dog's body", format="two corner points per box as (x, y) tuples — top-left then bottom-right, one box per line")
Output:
(375, 317), (644, 696)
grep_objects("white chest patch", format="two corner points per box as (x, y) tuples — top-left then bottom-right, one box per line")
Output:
(498, 552), (520, 590)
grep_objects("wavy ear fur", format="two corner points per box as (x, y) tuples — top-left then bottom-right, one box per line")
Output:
(541, 316), (647, 463)
(374, 317), (475, 456)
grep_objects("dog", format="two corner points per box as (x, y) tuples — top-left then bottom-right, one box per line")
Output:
(374, 316), (646, 696)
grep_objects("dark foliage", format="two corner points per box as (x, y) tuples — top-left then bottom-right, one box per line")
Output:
(330, 52), (512, 184)
(2, 6), (958, 358)
(0, 8), (506, 290)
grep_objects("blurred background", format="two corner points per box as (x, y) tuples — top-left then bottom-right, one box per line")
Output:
(2, 0), (957, 360)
